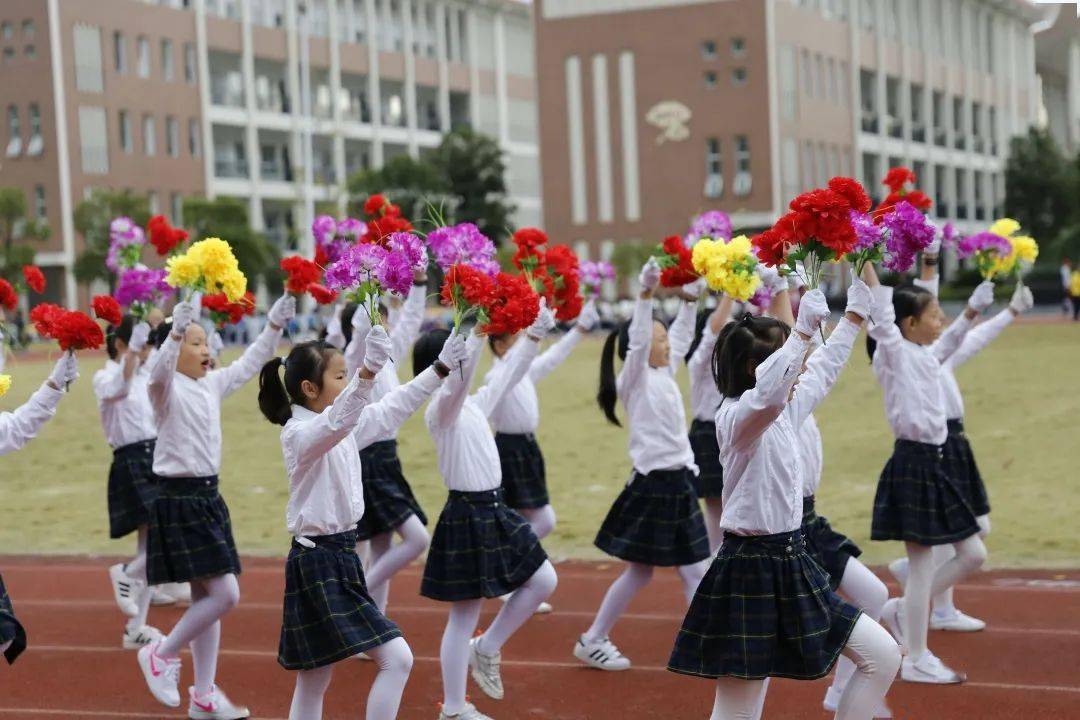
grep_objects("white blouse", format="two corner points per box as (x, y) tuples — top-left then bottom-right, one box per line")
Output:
(149, 324), (282, 478)
(486, 329), (583, 435)
(941, 309), (1014, 419)
(93, 359), (157, 449)
(868, 285), (972, 445)
(618, 297), (697, 476)
(425, 331), (539, 492)
(0, 382), (63, 456)
(686, 324), (723, 422)
(799, 413), (823, 498)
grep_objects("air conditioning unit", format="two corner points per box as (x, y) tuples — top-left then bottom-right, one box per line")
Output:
(5, 137), (21, 158)
(733, 172), (752, 197)
(26, 135), (43, 157)
(704, 174), (723, 199)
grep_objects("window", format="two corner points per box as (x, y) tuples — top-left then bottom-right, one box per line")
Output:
(26, 102), (41, 155)
(704, 70), (717, 88)
(119, 110), (132, 152)
(166, 116), (179, 157)
(701, 40), (717, 60)
(188, 117), (200, 156)
(22, 19), (34, 38)
(184, 42), (196, 83)
(838, 61), (848, 106)
(704, 138), (723, 198)
(143, 114), (156, 155)
(733, 135), (751, 196)
(779, 45), (796, 120)
(5, 105), (20, 157)
(74, 24), (104, 92)
(911, 84), (925, 142)
(2, 48), (13, 63)
(953, 96), (964, 149)
(731, 67), (747, 86)
(860, 0), (874, 32)
(932, 90), (946, 146)
(731, 37), (746, 58)
(1, 22), (12, 40)
(148, 191), (159, 214)
(24, 44), (35, 59)
(161, 39), (174, 81)
(825, 58), (836, 102)
(801, 49), (812, 97)
(137, 36), (150, 78)
(113, 31), (126, 73)
(171, 192), (183, 224)
(78, 105), (109, 174)
(33, 185), (45, 219)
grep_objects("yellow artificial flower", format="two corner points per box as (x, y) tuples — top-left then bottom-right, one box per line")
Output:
(188, 238), (241, 285)
(216, 269), (249, 303)
(0, 374), (10, 397)
(691, 235), (760, 301)
(984, 219), (1038, 277)
(988, 218), (1021, 239)
(165, 254), (200, 288)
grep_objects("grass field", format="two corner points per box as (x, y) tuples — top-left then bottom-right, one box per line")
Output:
(1, 319), (1078, 567)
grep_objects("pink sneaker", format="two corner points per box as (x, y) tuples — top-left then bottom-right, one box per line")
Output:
(136, 642), (181, 707)
(188, 685), (251, 719)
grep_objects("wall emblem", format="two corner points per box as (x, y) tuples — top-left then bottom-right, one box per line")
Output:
(645, 101), (692, 144)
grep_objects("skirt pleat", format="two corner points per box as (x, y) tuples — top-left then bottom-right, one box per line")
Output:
(107, 440), (159, 539)
(944, 419), (990, 517)
(495, 432), (549, 509)
(0, 571), (26, 665)
(356, 440), (427, 540)
(146, 476), (242, 585)
(688, 419), (724, 498)
(800, 495), (862, 592)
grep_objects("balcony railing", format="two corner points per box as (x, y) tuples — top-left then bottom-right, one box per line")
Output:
(860, 109), (878, 134)
(214, 157), (249, 178)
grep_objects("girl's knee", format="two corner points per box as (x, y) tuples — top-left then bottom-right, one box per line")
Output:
(534, 561), (558, 596)
(960, 538), (988, 570)
(977, 514), (991, 538)
(383, 639), (414, 675)
(628, 562), (654, 582)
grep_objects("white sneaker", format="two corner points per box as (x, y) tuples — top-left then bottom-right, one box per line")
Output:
(469, 637), (504, 700)
(901, 651), (966, 684)
(109, 563), (140, 618)
(497, 592), (553, 615)
(572, 635), (631, 671)
(169, 582), (193, 605)
(887, 557), (909, 588)
(123, 623), (164, 649)
(823, 684), (893, 717)
(137, 642), (181, 707)
(930, 609), (986, 632)
(150, 585), (177, 606)
(188, 685), (251, 719)
(880, 597), (905, 648)
(437, 702), (493, 720)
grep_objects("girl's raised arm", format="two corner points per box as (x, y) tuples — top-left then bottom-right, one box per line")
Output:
(428, 329), (483, 431)
(528, 299), (597, 382)
(209, 295), (292, 399)
(389, 281), (428, 363)
(620, 260), (662, 394)
(0, 354), (75, 456)
(688, 294), (733, 389)
(476, 306), (554, 417)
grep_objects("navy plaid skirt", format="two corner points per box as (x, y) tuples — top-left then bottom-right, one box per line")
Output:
(495, 432), (549, 509)
(107, 440), (159, 539)
(945, 419), (990, 517)
(871, 440), (980, 546)
(420, 489), (548, 602)
(594, 468), (711, 567)
(146, 476), (242, 585)
(278, 530), (403, 671)
(688, 419), (724, 498)
(668, 530), (861, 680)
(801, 495), (861, 592)
(356, 440), (427, 541)
(0, 571), (26, 665)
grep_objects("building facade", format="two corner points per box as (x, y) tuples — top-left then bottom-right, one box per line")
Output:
(535, 0), (1058, 266)
(1034, 3), (1080, 156)
(0, 0), (539, 307)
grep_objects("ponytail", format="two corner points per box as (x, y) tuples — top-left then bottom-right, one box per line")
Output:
(596, 321), (632, 426)
(258, 357), (292, 426)
(106, 315), (138, 360)
(712, 313), (789, 397)
(258, 341), (338, 425)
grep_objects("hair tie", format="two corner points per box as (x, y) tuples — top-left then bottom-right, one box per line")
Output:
(280, 356), (289, 371)
(736, 312), (754, 327)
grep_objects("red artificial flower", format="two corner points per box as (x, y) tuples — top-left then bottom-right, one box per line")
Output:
(308, 283), (338, 305)
(53, 310), (105, 350)
(29, 303), (64, 336)
(367, 214), (413, 245)
(512, 228), (548, 252)
(511, 227), (549, 277)
(280, 255), (322, 294)
(147, 215), (188, 256)
(0, 279), (17, 311)
(92, 295), (123, 326)
(827, 177), (871, 213)
(483, 272), (541, 336)
(902, 190), (932, 211)
(882, 167), (917, 193)
(22, 265), (46, 294)
(874, 190), (933, 224)
(364, 194), (389, 217)
(440, 264), (496, 317)
(543, 244), (582, 321)
(202, 291), (256, 328)
(657, 235), (698, 287)
(554, 281), (583, 322)
(314, 244), (330, 269)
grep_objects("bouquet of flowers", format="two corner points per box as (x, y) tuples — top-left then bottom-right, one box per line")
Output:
(543, 244), (583, 321)
(312, 215), (365, 267)
(428, 222), (499, 276)
(363, 194), (413, 245)
(880, 200), (936, 272)
(114, 267), (174, 320)
(165, 237), (247, 302)
(875, 166), (932, 220)
(91, 295), (123, 326)
(580, 260), (615, 297)
(22, 265), (45, 294)
(440, 263), (497, 329)
(686, 210), (733, 245)
(748, 283), (773, 312)
(0, 373), (10, 398)
(0, 279), (16, 312)
(484, 272), (541, 335)
(106, 217), (147, 272)
(323, 231), (426, 325)
(29, 303), (105, 351)
(845, 210), (885, 275)
(308, 284), (338, 305)
(147, 215), (189, 257)
(955, 231), (1011, 279)
(510, 228), (548, 285)
(280, 255), (323, 295)
(690, 235), (761, 302)
(655, 235), (699, 287)
(987, 218), (1038, 280)
(202, 291), (256, 328)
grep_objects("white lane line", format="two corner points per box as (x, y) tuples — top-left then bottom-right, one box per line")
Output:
(0, 710), (274, 719)
(26, 644), (1080, 694)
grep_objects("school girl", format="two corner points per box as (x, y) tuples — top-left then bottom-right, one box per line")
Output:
(887, 250), (1034, 633)
(0, 353), (79, 666)
(417, 306), (558, 720)
(343, 278), (428, 613)
(668, 279), (901, 720)
(863, 263), (995, 684)
(136, 294), (294, 718)
(94, 316), (164, 648)
(576, 259), (709, 672)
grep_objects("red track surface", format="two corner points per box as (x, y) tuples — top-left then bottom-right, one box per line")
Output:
(1, 557), (1078, 719)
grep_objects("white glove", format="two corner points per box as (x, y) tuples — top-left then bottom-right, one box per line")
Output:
(925, 237), (942, 255)
(576, 299), (600, 332)
(208, 331), (224, 359)
(527, 299), (557, 340)
(128, 322), (151, 353)
(171, 301), (197, 335)
(639, 258), (661, 291)
(268, 294), (297, 328)
(845, 273), (872, 320)
(48, 352), (79, 389)
(1009, 283), (1034, 314)
(362, 325), (393, 375)
(682, 277), (706, 300)
(968, 280), (995, 313)
(795, 288), (829, 338)
(436, 328), (468, 369)
(757, 265), (786, 295)
(789, 263), (807, 291)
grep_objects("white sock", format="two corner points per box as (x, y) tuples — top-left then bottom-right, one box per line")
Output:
(703, 499), (724, 554)
(127, 527), (152, 631)
(478, 561), (557, 654)
(439, 599), (482, 716)
(519, 505), (557, 540)
(834, 615), (902, 720)
(366, 516), (430, 612)
(289, 665), (333, 720)
(831, 557), (889, 693)
(365, 637), (413, 720)
(675, 560), (708, 605)
(712, 677), (768, 720)
(583, 562), (653, 643)
(157, 574), (238, 669)
(190, 619), (222, 697)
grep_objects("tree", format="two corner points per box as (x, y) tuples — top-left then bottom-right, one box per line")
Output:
(0, 186), (50, 282)
(72, 189), (149, 287)
(182, 196), (281, 292)
(1004, 128), (1075, 249)
(432, 128), (515, 245)
(347, 154), (453, 226)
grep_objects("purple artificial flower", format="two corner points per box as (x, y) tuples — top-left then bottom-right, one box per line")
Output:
(336, 217), (367, 241)
(387, 231), (428, 272)
(375, 250), (413, 296)
(685, 211), (733, 245)
(748, 284), (773, 311)
(882, 200), (936, 273)
(473, 257), (501, 278)
(580, 260), (615, 292)
(427, 222), (497, 272)
(849, 210), (883, 253)
(941, 222), (956, 248)
(114, 267), (173, 307)
(324, 251), (361, 291)
(107, 216), (147, 272)
(312, 215), (337, 246)
(955, 231), (1010, 259)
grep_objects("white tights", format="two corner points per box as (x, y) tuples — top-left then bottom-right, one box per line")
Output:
(830, 557), (890, 694)
(703, 499), (724, 554)
(288, 637), (413, 720)
(156, 573), (240, 696)
(904, 534), (987, 658)
(439, 561), (557, 715)
(519, 505), (557, 540)
(583, 560), (708, 643)
(712, 615), (900, 720)
(126, 526), (152, 631)
(365, 515), (430, 612)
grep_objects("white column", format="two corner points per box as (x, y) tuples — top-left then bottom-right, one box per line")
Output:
(196, 0), (217, 201)
(286, 0), (304, 202)
(402, 0), (419, 157)
(436, 1), (450, 131)
(241, 0), (264, 230)
(46, 0), (76, 306)
(874, 0), (886, 143)
(591, 54), (612, 223)
(494, 11), (509, 147)
(329, 0), (347, 212)
(618, 51), (640, 222)
(365, 0), (383, 166)
(765, 0), (782, 217)
(564, 56), (587, 225)
(298, 2), (315, 258)
(467, 8), (479, 129)
(1068, 39), (1080, 153)
(849, 0), (861, 173)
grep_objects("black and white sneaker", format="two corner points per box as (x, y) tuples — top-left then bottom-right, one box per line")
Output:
(573, 635), (631, 671)
(109, 563), (139, 618)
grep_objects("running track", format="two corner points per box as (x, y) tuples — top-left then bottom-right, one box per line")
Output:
(1, 557), (1078, 719)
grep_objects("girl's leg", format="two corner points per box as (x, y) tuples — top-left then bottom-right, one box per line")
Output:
(711, 677), (768, 720)
(834, 615), (902, 720)
(366, 516), (430, 613)
(126, 526), (153, 631)
(288, 665), (333, 720)
(582, 563), (654, 643)
(156, 574), (239, 696)
(519, 505), (557, 541)
(932, 515), (990, 615)
(902, 542), (934, 659)
(675, 560), (709, 605)
(365, 637), (414, 720)
(365, 533), (393, 613)
(439, 599), (483, 716)
(0, 639), (10, 656)
(703, 498), (724, 554)
(476, 561), (557, 654)
(831, 557), (890, 694)
(929, 534), (987, 599)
